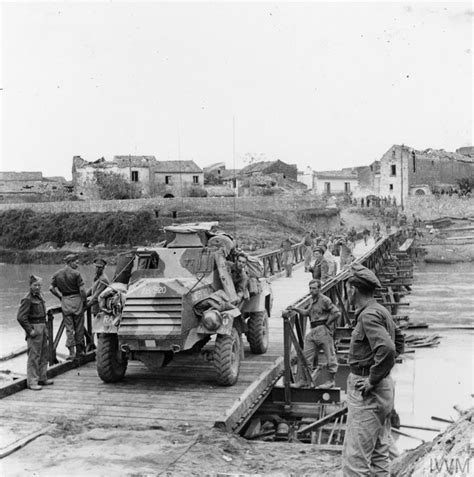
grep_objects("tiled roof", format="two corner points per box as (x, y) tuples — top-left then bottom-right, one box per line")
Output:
(315, 170), (358, 180)
(113, 156), (157, 167)
(153, 160), (202, 173)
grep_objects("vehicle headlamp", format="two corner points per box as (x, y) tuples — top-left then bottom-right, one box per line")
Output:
(202, 309), (223, 331)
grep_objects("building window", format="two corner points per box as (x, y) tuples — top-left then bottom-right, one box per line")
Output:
(325, 182), (331, 194)
(193, 175), (199, 184)
(390, 165), (396, 176)
(344, 182), (351, 193)
(165, 176), (172, 185)
(131, 171), (139, 182)
(412, 151), (416, 172)
(389, 184), (394, 191)
(370, 165), (373, 172)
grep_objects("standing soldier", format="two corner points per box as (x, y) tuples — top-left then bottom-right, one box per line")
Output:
(86, 258), (110, 317)
(338, 239), (355, 270)
(50, 254), (87, 360)
(302, 231), (314, 272)
(17, 275), (54, 390)
(309, 246), (330, 282)
(281, 236), (296, 278)
(288, 279), (341, 388)
(342, 264), (404, 476)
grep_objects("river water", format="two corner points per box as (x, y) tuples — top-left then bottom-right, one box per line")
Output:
(0, 261), (472, 451)
(0, 263), (116, 368)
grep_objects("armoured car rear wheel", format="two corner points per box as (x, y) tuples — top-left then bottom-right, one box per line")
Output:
(97, 334), (128, 383)
(247, 310), (269, 354)
(214, 328), (241, 386)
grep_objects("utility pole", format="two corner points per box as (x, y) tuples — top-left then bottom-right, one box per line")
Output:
(400, 150), (404, 211)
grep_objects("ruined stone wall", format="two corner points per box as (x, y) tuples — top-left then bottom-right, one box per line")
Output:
(0, 195), (326, 214)
(0, 172), (43, 181)
(405, 196), (474, 219)
(73, 164), (152, 199)
(0, 171), (68, 202)
(409, 152), (474, 189)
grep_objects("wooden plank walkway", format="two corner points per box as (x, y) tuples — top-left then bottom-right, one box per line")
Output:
(0, 264), (312, 434)
(0, 238), (377, 441)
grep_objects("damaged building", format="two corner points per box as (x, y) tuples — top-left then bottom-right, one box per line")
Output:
(72, 156), (204, 199)
(378, 145), (474, 204)
(0, 171), (71, 203)
(239, 160), (298, 181)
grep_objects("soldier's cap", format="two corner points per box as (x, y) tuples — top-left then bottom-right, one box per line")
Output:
(348, 263), (381, 290)
(29, 274), (42, 285)
(314, 246), (325, 254)
(93, 258), (107, 267)
(64, 253), (79, 263)
(309, 278), (321, 288)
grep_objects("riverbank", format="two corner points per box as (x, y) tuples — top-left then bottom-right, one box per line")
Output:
(0, 206), (377, 264)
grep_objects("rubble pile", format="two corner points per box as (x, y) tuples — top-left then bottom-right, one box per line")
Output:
(390, 408), (473, 477)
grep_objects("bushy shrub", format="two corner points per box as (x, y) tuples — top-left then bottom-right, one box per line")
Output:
(0, 210), (170, 249)
(188, 186), (208, 197)
(94, 170), (142, 200)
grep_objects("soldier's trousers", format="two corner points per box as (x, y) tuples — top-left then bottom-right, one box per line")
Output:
(63, 313), (85, 348)
(296, 327), (338, 382)
(342, 373), (394, 476)
(303, 247), (313, 270)
(26, 323), (48, 386)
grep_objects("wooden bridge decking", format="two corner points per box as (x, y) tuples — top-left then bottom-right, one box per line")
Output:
(0, 237), (381, 446)
(0, 264), (311, 434)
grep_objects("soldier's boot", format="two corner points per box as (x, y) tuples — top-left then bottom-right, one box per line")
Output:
(28, 383), (43, 391)
(317, 373), (336, 389)
(66, 346), (76, 361)
(76, 343), (86, 358)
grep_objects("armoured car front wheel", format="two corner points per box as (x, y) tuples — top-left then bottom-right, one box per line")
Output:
(247, 310), (269, 354)
(214, 328), (241, 386)
(97, 334), (128, 383)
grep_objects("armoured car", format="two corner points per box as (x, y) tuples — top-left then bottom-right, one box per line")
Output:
(93, 222), (272, 385)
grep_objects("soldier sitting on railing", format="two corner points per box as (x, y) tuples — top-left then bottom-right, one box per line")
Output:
(229, 252), (250, 306)
(288, 278), (341, 388)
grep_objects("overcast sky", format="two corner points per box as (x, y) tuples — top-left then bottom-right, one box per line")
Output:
(0, 1), (472, 179)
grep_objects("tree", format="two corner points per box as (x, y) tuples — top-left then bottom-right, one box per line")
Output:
(204, 172), (223, 185)
(456, 177), (474, 195)
(93, 170), (142, 200)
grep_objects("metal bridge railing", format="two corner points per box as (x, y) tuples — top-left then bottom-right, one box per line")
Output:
(257, 243), (306, 277)
(281, 232), (406, 404)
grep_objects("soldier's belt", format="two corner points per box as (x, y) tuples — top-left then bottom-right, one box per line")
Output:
(28, 318), (46, 324)
(350, 365), (371, 376)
